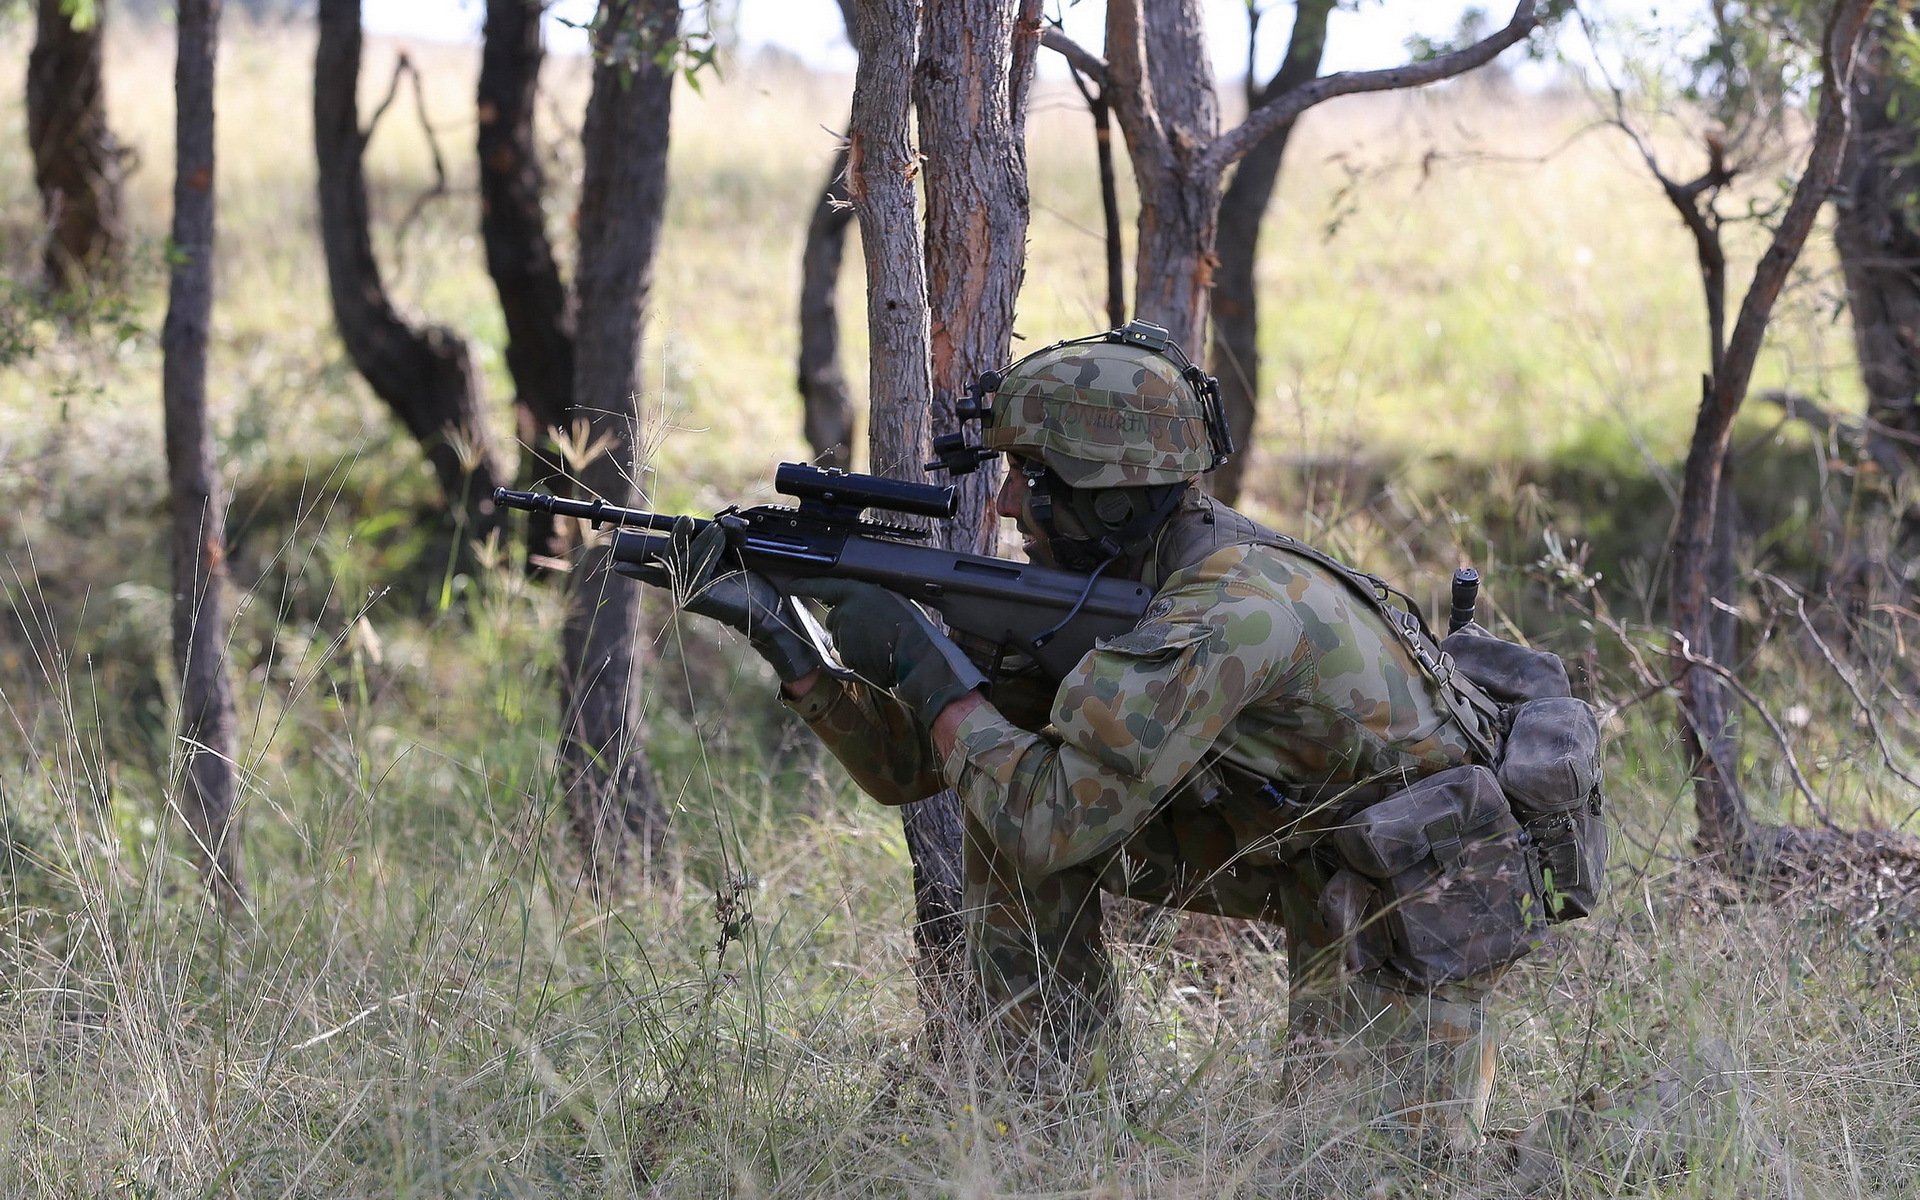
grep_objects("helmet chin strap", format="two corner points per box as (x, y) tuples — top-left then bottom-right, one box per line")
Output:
(1021, 460), (1188, 574)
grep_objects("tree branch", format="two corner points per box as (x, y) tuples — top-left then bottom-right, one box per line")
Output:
(1040, 24), (1105, 84)
(1102, 0), (1168, 181)
(1200, 0), (1538, 181)
(1009, 0), (1045, 141)
(1716, 0), (1875, 416)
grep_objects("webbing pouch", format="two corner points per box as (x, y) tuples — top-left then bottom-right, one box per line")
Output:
(1440, 625), (1572, 705)
(1500, 696), (1607, 920)
(1331, 765), (1546, 986)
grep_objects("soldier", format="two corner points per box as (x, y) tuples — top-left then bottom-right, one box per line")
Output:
(664, 323), (1546, 1153)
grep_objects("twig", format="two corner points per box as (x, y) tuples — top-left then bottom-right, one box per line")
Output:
(290, 992), (418, 1052)
(1758, 573), (1920, 801)
(1202, 0), (1538, 180)
(391, 57), (451, 253)
(1669, 635), (1843, 833)
(360, 52), (452, 261)
(1040, 24), (1106, 82)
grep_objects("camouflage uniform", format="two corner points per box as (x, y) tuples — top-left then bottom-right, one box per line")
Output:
(786, 332), (1506, 1150)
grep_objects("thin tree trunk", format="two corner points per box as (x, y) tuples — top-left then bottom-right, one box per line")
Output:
(797, 138), (857, 469)
(1091, 87), (1125, 329)
(1207, 0), (1332, 505)
(917, 0), (1038, 554)
(315, 0), (506, 536)
(1835, 11), (1920, 561)
(848, 0), (931, 483)
(559, 0), (677, 888)
(1670, 0), (1874, 865)
(480, 0), (576, 570)
(1105, 0), (1217, 350)
(795, 0), (861, 471)
(161, 0), (242, 911)
(27, 0), (125, 291)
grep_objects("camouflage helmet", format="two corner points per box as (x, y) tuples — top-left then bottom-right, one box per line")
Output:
(980, 322), (1227, 488)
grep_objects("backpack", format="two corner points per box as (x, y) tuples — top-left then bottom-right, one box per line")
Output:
(1154, 498), (1608, 984)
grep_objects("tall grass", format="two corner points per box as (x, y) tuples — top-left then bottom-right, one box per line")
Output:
(1, 17), (1914, 1199)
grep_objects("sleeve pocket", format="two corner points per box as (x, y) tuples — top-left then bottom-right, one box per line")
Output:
(1093, 622), (1215, 661)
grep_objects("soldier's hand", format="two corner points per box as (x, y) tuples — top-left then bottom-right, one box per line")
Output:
(790, 578), (987, 726)
(666, 518), (823, 684)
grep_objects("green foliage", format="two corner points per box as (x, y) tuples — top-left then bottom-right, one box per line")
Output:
(563, 0), (722, 91)
(58, 0), (98, 32)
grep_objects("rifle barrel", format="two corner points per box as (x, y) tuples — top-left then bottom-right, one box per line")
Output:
(492, 488), (678, 533)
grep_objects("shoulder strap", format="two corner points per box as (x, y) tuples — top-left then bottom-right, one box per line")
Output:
(1153, 499), (1501, 764)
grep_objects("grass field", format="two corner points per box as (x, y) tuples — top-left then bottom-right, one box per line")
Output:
(1, 16), (1916, 1199)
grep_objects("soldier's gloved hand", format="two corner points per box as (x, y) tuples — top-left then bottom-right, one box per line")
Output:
(663, 518), (824, 684)
(790, 578), (987, 725)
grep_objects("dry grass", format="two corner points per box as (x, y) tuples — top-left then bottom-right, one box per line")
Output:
(0, 15), (1914, 1200)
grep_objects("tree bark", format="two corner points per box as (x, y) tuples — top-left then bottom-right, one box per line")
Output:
(161, 0), (242, 911)
(1669, 0), (1875, 864)
(1104, 0), (1218, 350)
(848, 0), (932, 484)
(479, 0), (577, 567)
(1207, 0), (1333, 505)
(1835, 10), (1920, 546)
(797, 138), (857, 469)
(848, 0), (955, 1001)
(898, 0), (1042, 1018)
(27, 0), (126, 291)
(917, 0), (1039, 554)
(559, 0), (677, 887)
(315, 0), (507, 536)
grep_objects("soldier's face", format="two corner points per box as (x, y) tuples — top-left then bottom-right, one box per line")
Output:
(995, 457), (1056, 567)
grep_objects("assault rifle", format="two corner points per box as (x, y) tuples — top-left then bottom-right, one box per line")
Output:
(492, 463), (1152, 681)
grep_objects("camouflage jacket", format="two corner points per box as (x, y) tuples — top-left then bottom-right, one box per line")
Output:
(787, 492), (1487, 879)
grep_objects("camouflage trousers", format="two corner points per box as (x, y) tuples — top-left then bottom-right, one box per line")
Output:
(964, 802), (1501, 1152)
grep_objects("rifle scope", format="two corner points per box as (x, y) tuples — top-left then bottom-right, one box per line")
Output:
(775, 463), (958, 520)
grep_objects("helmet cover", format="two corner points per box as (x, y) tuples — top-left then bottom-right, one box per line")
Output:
(982, 336), (1216, 488)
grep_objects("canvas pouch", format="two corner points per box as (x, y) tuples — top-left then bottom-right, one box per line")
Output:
(1331, 764), (1546, 987)
(1500, 697), (1607, 919)
(1439, 625), (1571, 705)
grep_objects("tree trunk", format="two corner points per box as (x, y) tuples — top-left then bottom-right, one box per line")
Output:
(898, 0), (1042, 1019)
(848, 0), (932, 484)
(559, 0), (677, 888)
(1206, 0), (1332, 506)
(1105, 0), (1218, 351)
(479, 0), (577, 568)
(797, 138), (857, 470)
(315, 0), (506, 536)
(916, 0), (1038, 554)
(848, 0), (981, 1021)
(27, 0), (126, 291)
(1670, 0), (1874, 866)
(161, 0), (242, 911)
(795, 0), (861, 471)
(1835, 11), (1920, 558)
